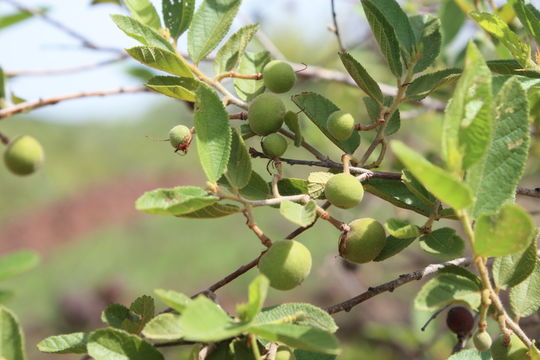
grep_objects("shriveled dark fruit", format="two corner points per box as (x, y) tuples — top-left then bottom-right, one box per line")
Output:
(491, 334), (529, 360)
(262, 133), (288, 158)
(446, 306), (474, 336)
(248, 93), (286, 136)
(168, 125), (191, 149)
(473, 331), (493, 352)
(258, 240), (312, 291)
(4, 135), (44, 176)
(339, 218), (386, 264)
(262, 60), (296, 93)
(275, 346), (296, 360)
(327, 110), (355, 140)
(324, 173), (364, 209)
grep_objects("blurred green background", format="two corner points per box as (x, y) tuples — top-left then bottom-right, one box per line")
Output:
(0, 1), (539, 359)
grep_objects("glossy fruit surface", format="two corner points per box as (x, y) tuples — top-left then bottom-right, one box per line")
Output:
(339, 218), (386, 264)
(327, 110), (355, 140)
(258, 240), (312, 290)
(4, 135), (44, 176)
(473, 331), (492, 352)
(263, 60), (296, 93)
(491, 334), (529, 360)
(324, 173), (364, 209)
(446, 306), (474, 336)
(262, 133), (288, 158)
(248, 93), (286, 136)
(168, 125), (191, 149)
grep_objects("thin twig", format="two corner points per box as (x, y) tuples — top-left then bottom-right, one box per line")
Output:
(325, 256), (472, 314)
(278, 128), (328, 161)
(330, 0), (345, 52)
(0, 87), (149, 119)
(517, 186), (540, 198)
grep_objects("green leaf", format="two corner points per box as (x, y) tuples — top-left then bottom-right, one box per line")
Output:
(448, 349), (492, 359)
(470, 12), (532, 68)
(37, 332), (90, 354)
(0, 8), (46, 30)
(0, 250), (39, 282)
(307, 172), (333, 199)
(124, 0), (161, 29)
(187, 0), (242, 63)
(384, 219), (420, 239)
(487, 60), (540, 78)
(236, 275), (269, 322)
(374, 235), (416, 262)
(214, 24), (259, 74)
(234, 51), (271, 102)
(179, 295), (248, 342)
(295, 350), (337, 360)
(390, 141), (473, 210)
(474, 203), (535, 257)
(0, 290), (14, 304)
(225, 128), (252, 189)
(510, 262), (540, 317)
(338, 52), (383, 103)
(142, 313), (183, 341)
(361, 0), (403, 76)
(439, 0), (465, 46)
(0, 306), (26, 360)
(254, 303), (338, 333)
(220, 171), (270, 200)
(368, 0), (416, 55)
(177, 203), (242, 218)
(279, 200), (317, 227)
(414, 274), (481, 311)
(401, 170), (437, 207)
(111, 15), (174, 51)
(291, 92), (360, 154)
(362, 177), (436, 218)
(419, 227), (465, 259)
(162, 0), (195, 40)
(87, 328), (163, 360)
(135, 186), (219, 215)
(437, 266), (482, 288)
(0, 67), (6, 109)
(467, 78), (530, 217)
(126, 46), (193, 78)
(442, 42), (492, 172)
(406, 68), (461, 101)
(146, 76), (199, 102)
(101, 303), (138, 331)
(412, 15), (442, 73)
(363, 96), (400, 136)
(277, 178), (309, 196)
(121, 295), (155, 334)
(249, 324), (340, 355)
(511, 0), (540, 46)
(493, 240), (537, 290)
(194, 84), (232, 183)
(154, 289), (191, 312)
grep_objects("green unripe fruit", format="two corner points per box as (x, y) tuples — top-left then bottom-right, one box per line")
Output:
(248, 93), (286, 136)
(473, 331), (493, 352)
(491, 334), (529, 360)
(339, 218), (386, 264)
(324, 173), (364, 209)
(262, 133), (288, 158)
(284, 111), (302, 147)
(262, 60), (296, 93)
(258, 240), (312, 291)
(275, 346), (296, 360)
(327, 110), (355, 140)
(168, 125), (191, 149)
(4, 135), (44, 176)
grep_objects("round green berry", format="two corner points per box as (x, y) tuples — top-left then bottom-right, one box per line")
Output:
(339, 218), (386, 264)
(4, 135), (44, 176)
(327, 110), (355, 140)
(258, 240), (312, 291)
(168, 125), (191, 149)
(262, 133), (288, 158)
(324, 173), (364, 209)
(263, 60), (296, 93)
(491, 334), (529, 360)
(248, 93), (286, 136)
(275, 346), (296, 360)
(473, 331), (493, 352)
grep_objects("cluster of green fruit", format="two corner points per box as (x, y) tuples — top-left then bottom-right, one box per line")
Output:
(3, 135), (44, 176)
(446, 306), (529, 359)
